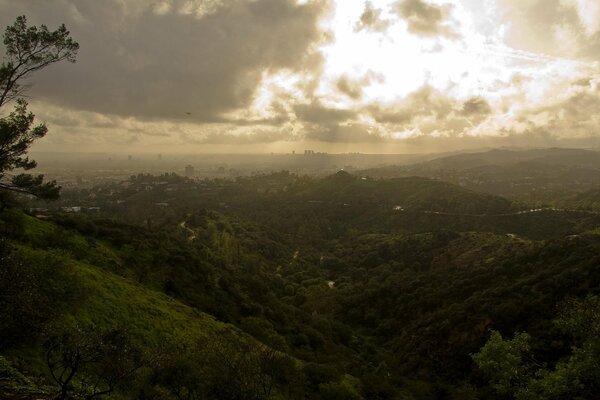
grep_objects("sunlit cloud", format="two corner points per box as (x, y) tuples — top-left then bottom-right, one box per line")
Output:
(395, 0), (460, 39)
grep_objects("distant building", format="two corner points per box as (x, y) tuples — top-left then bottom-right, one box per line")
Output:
(158, 153), (162, 160)
(128, 155), (132, 161)
(61, 206), (82, 213)
(185, 164), (195, 177)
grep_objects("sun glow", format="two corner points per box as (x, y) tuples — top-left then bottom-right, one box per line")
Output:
(4, 0), (600, 153)
(244, 0), (599, 142)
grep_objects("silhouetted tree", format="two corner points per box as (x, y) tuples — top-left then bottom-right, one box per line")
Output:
(0, 16), (78, 202)
(45, 325), (142, 400)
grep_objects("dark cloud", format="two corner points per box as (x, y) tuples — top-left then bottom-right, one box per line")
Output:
(335, 71), (384, 99)
(460, 97), (492, 116)
(354, 1), (390, 33)
(336, 76), (364, 99)
(0, 0), (328, 122)
(395, 0), (459, 39)
(294, 101), (356, 124)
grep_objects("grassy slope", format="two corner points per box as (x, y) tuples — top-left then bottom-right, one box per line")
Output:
(2, 212), (232, 396)
(22, 212), (224, 335)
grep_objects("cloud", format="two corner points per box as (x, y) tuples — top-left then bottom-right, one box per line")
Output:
(294, 101), (356, 124)
(354, 1), (391, 33)
(3, 0), (600, 152)
(152, 1), (173, 16)
(186, 129), (298, 144)
(286, 85), (495, 144)
(467, 77), (600, 140)
(368, 85), (454, 125)
(395, 0), (459, 39)
(517, 89), (600, 138)
(364, 86), (501, 139)
(0, 0), (328, 122)
(489, 0), (600, 60)
(336, 76), (364, 100)
(304, 123), (384, 142)
(460, 97), (492, 116)
(579, 30), (600, 60)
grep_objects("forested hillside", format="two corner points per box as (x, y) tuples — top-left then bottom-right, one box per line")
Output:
(361, 148), (600, 206)
(3, 171), (600, 399)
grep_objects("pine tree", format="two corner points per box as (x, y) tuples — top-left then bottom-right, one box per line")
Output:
(0, 16), (79, 202)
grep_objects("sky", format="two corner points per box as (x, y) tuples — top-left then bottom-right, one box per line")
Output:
(1, 0), (600, 154)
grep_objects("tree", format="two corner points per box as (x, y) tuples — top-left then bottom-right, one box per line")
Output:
(0, 15), (79, 202)
(471, 331), (534, 398)
(45, 325), (143, 400)
(473, 296), (600, 399)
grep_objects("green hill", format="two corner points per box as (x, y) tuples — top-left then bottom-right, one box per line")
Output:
(0, 211), (309, 399)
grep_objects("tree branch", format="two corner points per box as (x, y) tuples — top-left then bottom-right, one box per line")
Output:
(0, 181), (36, 195)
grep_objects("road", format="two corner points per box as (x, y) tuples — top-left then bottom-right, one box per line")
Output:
(405, 207), (600, 218)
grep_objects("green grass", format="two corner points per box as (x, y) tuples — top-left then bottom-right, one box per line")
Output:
(13, 213), (235, 346)
(2, 212), (236, 394)
(12, 228), (230, 347)
(72, 256), (226, 345)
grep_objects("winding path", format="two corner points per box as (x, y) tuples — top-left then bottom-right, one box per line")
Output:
(179, 221), (197, 241)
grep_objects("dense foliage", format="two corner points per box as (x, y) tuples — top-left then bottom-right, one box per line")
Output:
(3, 168), (600, 399)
